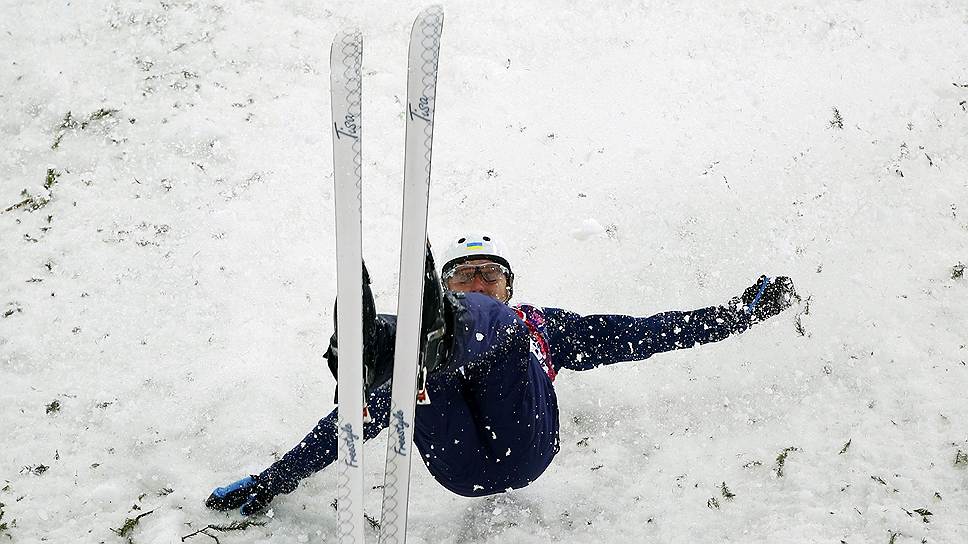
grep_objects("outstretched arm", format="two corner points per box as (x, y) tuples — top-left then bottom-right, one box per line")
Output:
(205, 382), (394, 516)
(256, 382), (394, 497)
(544, 275), (797, 372)
(543, 303), (749, 371)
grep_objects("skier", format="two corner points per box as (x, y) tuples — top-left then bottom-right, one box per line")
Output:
(206, 232), (799, 515)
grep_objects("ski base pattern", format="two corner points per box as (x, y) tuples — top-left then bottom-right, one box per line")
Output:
(330, 5), (444, 544)
(381, 7), (444, 544)
(331, 28), (365, 544)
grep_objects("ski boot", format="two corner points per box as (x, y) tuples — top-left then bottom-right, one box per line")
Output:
(414, 244), (457, 403)
(324, 262), (382, 402)
(419, 243), (451, 374)
(358, 244), (453, 401)
(324, 247), (454, 400)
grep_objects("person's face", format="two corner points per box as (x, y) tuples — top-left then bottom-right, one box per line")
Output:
(443, 259), (511, 303)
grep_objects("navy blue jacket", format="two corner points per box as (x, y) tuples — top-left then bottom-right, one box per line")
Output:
(258, 293), (751, 497)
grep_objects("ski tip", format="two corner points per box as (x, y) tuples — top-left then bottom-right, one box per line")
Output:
(332, 28), (363, 58)
(410, 6), (444, 55)
(330, 28), (363, 78)
(414, 5), (444, 26)
(333, 27), (363, 48)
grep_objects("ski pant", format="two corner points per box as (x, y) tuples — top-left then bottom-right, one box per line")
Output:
(258, 292), (560, 498)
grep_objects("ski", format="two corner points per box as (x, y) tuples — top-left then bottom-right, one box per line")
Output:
(330, 29), (365, 544)
(380, 6), (444, 544)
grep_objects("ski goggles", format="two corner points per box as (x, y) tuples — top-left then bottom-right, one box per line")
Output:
(443, 262), (510, 287)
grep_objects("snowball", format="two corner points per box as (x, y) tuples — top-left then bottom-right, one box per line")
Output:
(570, 218), (607, 240)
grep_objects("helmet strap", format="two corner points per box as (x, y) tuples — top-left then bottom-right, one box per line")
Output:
(504, 273), (514, 302)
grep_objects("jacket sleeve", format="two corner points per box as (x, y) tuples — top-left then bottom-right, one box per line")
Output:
(256, 381), (393, 496)
(541, 301), (752, 372)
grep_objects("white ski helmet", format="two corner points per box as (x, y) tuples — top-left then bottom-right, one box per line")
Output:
(441, 232), (514, 299)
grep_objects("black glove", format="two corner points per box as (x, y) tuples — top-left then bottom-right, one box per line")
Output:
(205, 475), (275, 516)
(739, 275), (798, 322)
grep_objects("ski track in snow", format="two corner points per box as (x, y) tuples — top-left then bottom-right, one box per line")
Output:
(1, 1), (967, 542)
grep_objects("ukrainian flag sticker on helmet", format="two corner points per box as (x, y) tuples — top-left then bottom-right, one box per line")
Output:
(465, 241), (484, 250)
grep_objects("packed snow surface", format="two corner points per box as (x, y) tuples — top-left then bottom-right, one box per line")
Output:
(2, 1), (968, 542)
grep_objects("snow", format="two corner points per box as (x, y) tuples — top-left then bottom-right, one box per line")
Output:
(1, 0), (967, 542)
